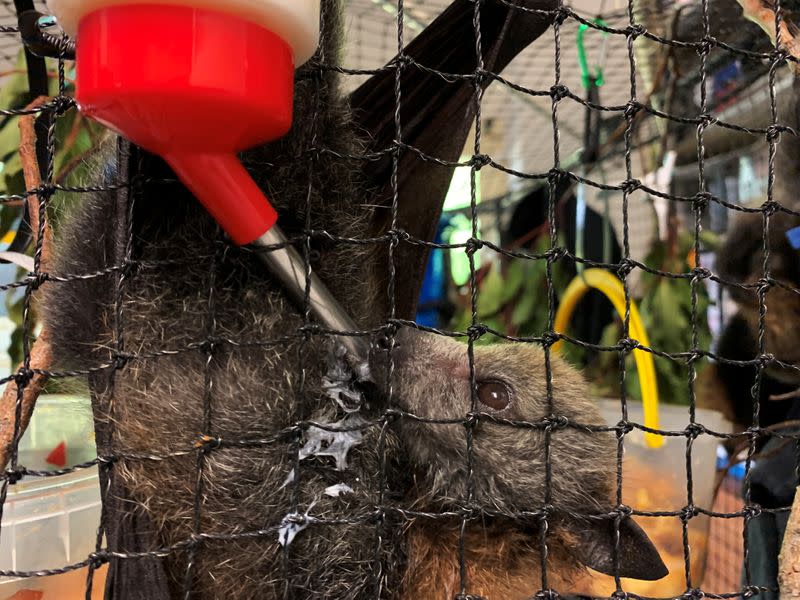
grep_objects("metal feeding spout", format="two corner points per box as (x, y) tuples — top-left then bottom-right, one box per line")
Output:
(253, 228), (371, 370)
(46, 0), (371, 368)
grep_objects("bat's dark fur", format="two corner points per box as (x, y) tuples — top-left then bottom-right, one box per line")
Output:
(699, 74), (800, 430)
(42, 3), (407, 598)
(714, 75), (800, 377)
(39, 1), (666, 597)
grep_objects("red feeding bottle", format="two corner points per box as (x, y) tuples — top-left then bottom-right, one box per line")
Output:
(47, 0), (370, 367)
(48, 0), (321, 245)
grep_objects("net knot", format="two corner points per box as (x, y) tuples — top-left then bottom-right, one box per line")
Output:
(621, 178), (642, 194)
(199, 338), (218, 355)
(535, 590), (560, 600)
(383, 408), (402, 424)
(687, 348), (704, 365)
(455, 595), (487, 600)
(540, 331), (560, 348)
(467, 323), (488, 342)
(693, 191), (712, 211)
(392, 54), (413, 70)
(380, 321), (400, 338)
(616, 258), (636, 279)
(394, 228), (411, 243)
(284, 423), (305, 442)
(766, 124), (785, 143)
(692, 266), (712, 280)
(553, 5), (570, 25)
(300, 323), (323, 339)
(121, 258), (140, 280)
(470, 153), (491, 170)
(26, 271), (48, 290)
(545, 414), (569, 429)
(758, 352), (776, 369)
(771, 47), (791, 66)
(370, 506), (386, 526)
(549, 84), (570, 102)
(474, 67), (490, 87)
(465, 237), (484, 255)
(625, 23), (645, 39)
(304, 58), (326, 82)
(745, 424), (764, 440)
(755, 278), (773, 295)
(623, 100), (642, 120)
(112, 352), (132, 370)
(696, 35), (716, 56)
(616, 420), (634, 435)
(615, 504), (634, 518)
(546, 246), (568, 262)
(742, 585), (761, 599)
(53, 95), (76, 115)
(31, 182), (55, 200)
(617, 337), (639, 353)
(743, 503), (762, 519)
(4, 466), (26, 485)
(682, 588), (705, 600)
(464, 411), (481, 430)
(539, 503), (556, 518)
(13, 367), (33, 387)
(611, 591), (630, 600)
(547, 167), (566, 185)
(684, 422), (706, 438)
(88, 552), (108, 571)
(696, 113), (717, 130)
(760, 200), (780, 216)
(680, 504), (699, 520)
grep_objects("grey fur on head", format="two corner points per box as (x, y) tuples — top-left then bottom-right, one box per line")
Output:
(40, 0), (666, 597)
(375, 328), (615, 518)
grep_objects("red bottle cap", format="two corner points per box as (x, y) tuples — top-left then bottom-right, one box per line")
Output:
(76, 4), (296, 245)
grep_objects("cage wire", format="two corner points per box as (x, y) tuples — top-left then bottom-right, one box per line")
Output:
(0, 0), (793, 598)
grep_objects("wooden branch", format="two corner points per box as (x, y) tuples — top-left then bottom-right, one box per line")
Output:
(0, 96), (56, 470)
(0, 328), (52, 467)
(18, 95), (54, 261)
(780, 486), (800, 597)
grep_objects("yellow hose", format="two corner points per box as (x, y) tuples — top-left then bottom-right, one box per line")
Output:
(553, 268), (663, 448)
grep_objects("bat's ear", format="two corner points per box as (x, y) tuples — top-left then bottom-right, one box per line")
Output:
(570, 516), (669, 581)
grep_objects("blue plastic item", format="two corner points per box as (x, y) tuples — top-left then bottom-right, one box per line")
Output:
(717, 444), (749, 481)
(786, 225), (800, 250)
(416, 217), (452, 328)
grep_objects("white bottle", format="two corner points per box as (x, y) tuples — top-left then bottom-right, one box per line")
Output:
(46, 0), (321, 66)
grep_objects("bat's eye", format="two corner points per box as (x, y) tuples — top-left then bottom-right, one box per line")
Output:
(477, 380), (512, 411)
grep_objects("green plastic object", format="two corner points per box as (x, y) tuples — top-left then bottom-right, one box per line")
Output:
(576, 19), (609, 90)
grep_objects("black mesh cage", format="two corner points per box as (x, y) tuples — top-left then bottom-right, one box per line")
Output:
(0, 0), (794, 598)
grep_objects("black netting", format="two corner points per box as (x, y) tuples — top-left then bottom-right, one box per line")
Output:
(0, 0), (795, 598)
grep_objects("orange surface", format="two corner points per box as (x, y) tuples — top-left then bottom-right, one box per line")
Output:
(576, 456), (712, 596)
(1, 566), (107, 600)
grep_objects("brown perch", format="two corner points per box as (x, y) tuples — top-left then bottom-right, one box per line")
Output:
(0, 95), (55, 471)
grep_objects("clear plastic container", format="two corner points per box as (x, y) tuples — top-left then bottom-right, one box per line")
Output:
(583, 399), (733, 597)
(0, 395), (105, 599)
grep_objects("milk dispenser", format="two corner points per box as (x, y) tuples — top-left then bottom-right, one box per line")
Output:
(45, 0), (369, 365)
